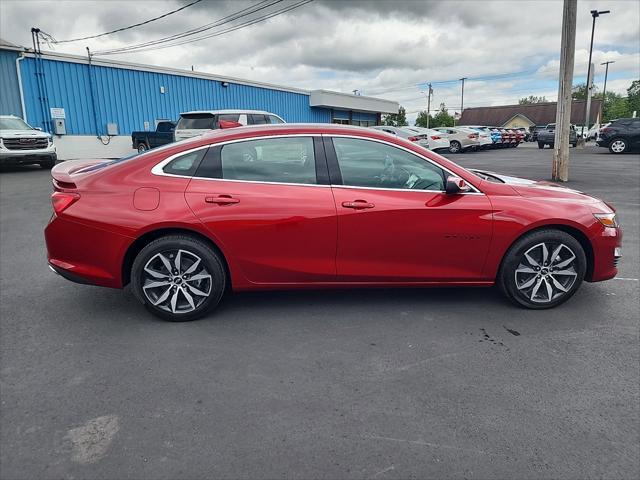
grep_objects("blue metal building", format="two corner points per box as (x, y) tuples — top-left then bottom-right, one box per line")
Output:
(0, 39), (397, 149)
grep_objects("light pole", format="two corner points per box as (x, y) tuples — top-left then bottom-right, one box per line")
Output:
(600, 60), (615, 117)
(426, 83), (433, 128)
(583, 9), (610, 138)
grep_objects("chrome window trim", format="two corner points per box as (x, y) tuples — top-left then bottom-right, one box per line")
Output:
(150, 132), (484, 195)
(327, 134), (484, 195)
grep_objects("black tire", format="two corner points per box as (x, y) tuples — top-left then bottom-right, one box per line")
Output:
(498, 229), (586, 309)
(571, 142), (577, 148)
(608, 138), (628, 154)
(449, 140), (462, 154)
(40, 156), (56, 169)
(538, 142), (544, 149)
(131, 235), (226, 321)
(137, 142), (149, 153)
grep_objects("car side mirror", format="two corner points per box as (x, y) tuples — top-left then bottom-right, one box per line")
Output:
(445, 175), (471, 194)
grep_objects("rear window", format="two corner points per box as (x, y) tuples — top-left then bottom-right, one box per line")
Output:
(268, 115), (285, 124)
(177, 114), (215, 130)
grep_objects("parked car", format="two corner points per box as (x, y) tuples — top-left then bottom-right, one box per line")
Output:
(537, 123), (578, 149)
(402, 126), (451, 152)
(585, 123), (601, 141)
(464, 126), (501, 148)
(174, 110), (285, 141)
(0, 115), (57, 168)
(45, 123), (622, 321)
(459, 127), (493, 149)
(596, 117), (640, 153)
(131, 120), (176, 153)
(370, 125), (431, 150)
(531, 125), (546, 142)
(433, 127), (479, 153)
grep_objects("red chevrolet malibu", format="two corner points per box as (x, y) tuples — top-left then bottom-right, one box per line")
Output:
(45, 124), (622, 321)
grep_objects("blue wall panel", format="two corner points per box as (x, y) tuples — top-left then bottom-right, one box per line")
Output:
(19, 56), (331, 135)
(0, 50), (23, 117)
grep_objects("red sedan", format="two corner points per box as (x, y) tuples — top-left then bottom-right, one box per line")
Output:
(45, 124), (622, 321)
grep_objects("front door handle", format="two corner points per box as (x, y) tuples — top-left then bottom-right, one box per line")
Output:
(342, 200), (375, 209)
(205, 195), (240, 205)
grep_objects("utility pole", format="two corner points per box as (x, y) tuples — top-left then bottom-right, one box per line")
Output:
(600, 60), (615, 117)
(460, 77), (467, 113)
(583, 9), (610, 139)
(426, 83), (433, 128)
(552, 0), (577, 182)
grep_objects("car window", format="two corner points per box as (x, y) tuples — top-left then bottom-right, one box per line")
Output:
(248, 114), (268, 125)
(177, 114), (215, 130)
(157, 122), (174, 132)
(215, 114), (240, 127)
(163, 149), (207, 176)
(221, 137), (316, 184)
(332, 137), (446, 191)
(267, 115), (285, 124)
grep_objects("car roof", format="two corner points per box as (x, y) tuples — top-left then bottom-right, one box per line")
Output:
(180, 110), (280, 116)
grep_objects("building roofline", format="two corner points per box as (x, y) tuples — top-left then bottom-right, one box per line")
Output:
(9, 47), (312, 95)
(463, 99), (596, 111)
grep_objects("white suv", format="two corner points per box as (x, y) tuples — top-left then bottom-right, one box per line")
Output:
(0, 115), (57, 168)
(174, 110), (285, 141)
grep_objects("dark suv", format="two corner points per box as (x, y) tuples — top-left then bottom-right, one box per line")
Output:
(597, 118), (640, 153)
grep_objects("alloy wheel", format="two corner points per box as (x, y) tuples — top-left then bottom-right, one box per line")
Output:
(142, 249), (212, 314)
(610, 140), (626, 153)
(514, 242), (578, 303)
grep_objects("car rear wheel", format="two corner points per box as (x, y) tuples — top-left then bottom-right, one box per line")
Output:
(538, 142), (544, 149)
(449, 140), (462, 153)
(137, 142), (149, 153)
(131, 235), (226, 321)
(498, 229), (586, 309)
(609, 138), (628, 154)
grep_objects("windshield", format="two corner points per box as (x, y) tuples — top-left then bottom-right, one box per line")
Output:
(0, 117), (32, 130)
(177, 114), (215, 130)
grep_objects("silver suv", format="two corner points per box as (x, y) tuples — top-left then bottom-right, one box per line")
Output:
(174, 110), (285, 141)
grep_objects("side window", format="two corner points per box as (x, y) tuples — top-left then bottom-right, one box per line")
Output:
(268, 115), (285, 124)
(332, 137), (446, 191)
(249, 114), (268, 125)
(163, 149), (207, 176)
(215, 114), (240, 128)
(157, 122), (174, 132)
(221, 137), (317, 184)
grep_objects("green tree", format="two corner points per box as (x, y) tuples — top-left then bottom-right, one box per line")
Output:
(601, 91), (631, 121)
(414, 110), (432, 128)
(382, 106), (408, 126)
(572, 83), (598, 100)
(627, 80), (640, 117)
(518, 95), (548, 104)
(429, 103), (455, 128)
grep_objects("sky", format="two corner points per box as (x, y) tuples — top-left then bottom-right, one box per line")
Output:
(1, 0), (639, 124)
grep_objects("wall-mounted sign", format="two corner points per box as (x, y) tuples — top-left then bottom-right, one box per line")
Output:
(50, 107), (66, 119)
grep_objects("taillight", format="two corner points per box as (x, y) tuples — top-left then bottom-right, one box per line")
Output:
(468, 133), (478, 139)
(430, 135), (441, 140)
(407, 136), (419, 141)
(51, 191), (80, 215)
(600, 127), (612, 134)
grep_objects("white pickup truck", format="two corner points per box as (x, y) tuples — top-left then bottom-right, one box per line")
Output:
(0, 115), (57, 168)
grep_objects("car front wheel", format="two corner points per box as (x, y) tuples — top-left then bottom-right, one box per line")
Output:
(609, 138), (628, 154)
(131, 235), (226, 321)
(538, 142), (544, 149)
(498, 229), (586, 309)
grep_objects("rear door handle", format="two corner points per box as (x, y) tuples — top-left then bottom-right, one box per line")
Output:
(341, 200), (375, 209)
(205, 195), (240, 205)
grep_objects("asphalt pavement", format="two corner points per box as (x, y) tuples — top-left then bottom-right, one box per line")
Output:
(1, 142), (638, 479)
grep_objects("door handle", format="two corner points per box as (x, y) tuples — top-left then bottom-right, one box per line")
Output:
(205, 195), (240, 205)
(341, 200), (375, 209)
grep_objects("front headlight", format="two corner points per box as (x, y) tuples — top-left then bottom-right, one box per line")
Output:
(594, 212), (619, 228)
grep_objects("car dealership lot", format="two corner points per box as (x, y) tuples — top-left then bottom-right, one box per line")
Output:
(1, 144), (638, 479)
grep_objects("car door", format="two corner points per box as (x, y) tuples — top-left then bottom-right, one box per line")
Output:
(631, 119), (640, 148)
(325, 136), (493, 282)
(185, 135), (337, 284)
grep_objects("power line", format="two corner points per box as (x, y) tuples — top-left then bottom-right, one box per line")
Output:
(94, 0), (313, 56)
(51, 0), (203, 44)
(94, 0), (282, 55)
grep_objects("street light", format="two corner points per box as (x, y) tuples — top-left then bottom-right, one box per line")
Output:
(583, 9), (610, 138)
(601, 60), (615, 110)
